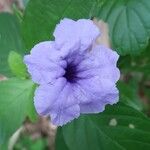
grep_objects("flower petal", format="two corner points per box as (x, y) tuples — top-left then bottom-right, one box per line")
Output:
(79, 86), (119, 114)
(76, 45), (120, 82)
(50, 83), (80, 126)
(76, 19), (100, 49)
(77, 45), (119, 70)
(24, 41), (66, 84)
(77, 66), (120, 82)
(50, 104), (80, 126)
(80, 101), (105, 114)
(54, 18), (100, 50)
(91, 45), (119, 65)
(29, 41), (61, 62)
(75, 77), (119, 113)
(53, 18), (77, 45)
(34, 78), (66, 115)
(80, 88), (119, 113)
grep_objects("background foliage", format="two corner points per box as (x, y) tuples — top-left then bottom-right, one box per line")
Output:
(0, 0), (150, 149)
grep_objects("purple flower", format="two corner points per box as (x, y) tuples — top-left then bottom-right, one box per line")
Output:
(24, 18), (120, 126)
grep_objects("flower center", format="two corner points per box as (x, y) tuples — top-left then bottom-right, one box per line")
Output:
(63, 63), (77, 83)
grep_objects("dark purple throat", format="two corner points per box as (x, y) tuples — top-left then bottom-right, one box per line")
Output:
(63, 63), (78, 83)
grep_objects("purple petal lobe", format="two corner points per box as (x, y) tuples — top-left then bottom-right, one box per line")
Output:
(76, 45), (120, 82)
(54, 18), (100, 50)
(76, 77), (119, 113)
(34, 78), (66, 115)
(76, 19), (100, 48)
(24, 41), (66, 84)
(50, 83), (80, 126)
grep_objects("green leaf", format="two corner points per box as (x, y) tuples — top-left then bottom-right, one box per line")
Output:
(118, 81), (143, 111)
(0, 13), (25, 76)
(0, 78), (35, 145)
(58, 103), (150, 150)
(22, 0), (95, 49)
(14, 135), (47, 150)
(27, 84), (38, 122)
(95, 0), (150, 55)
(119, 43), (150, 77)
(55, 128), (69, 150)
(8, 51), (28, 79)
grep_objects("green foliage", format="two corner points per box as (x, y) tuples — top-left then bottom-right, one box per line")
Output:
(56, 128), (69, 150)
(0, 13), (25, 76)
(119, 43), (150, 77)
(95, 0), (150, 55)
(14, 135), (48, 150)
(118, 81), (143, 111)
(22, 0), (95, 49)
(57, 103), (150, 150)
(22, 0), (150, 55)
(0, 78), (35, 145)
(27, 83), (38, 122)
(8, 51), (28, 79)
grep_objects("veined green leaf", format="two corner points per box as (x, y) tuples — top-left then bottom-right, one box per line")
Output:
(56, 103), (150, 150)
(95, 0), (150, 55)
(0, 78), (35, 145)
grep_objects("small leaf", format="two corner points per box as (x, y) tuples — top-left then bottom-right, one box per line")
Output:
(0, 13), (25, 76)
(8, 51), (28, 79)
